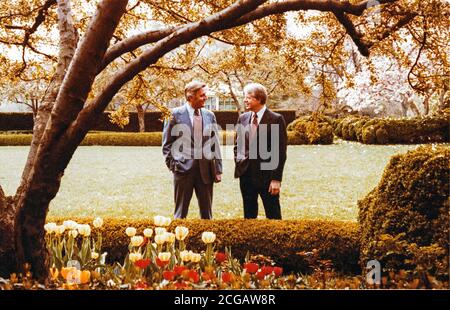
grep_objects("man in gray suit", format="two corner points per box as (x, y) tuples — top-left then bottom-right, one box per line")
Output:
(162, 81), (222, 219)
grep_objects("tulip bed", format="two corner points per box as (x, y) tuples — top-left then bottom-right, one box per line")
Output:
(1, 215), (448, 290)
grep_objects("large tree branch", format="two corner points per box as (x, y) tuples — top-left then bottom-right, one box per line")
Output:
(367, 12), (418, 48)
(333, 11), (369, 56)
(68, 0), (268, 143)
(102, 0), (399, 68)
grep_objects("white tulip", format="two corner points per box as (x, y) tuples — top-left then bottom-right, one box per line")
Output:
(155, 227), (167, 235)
(130, 235), (144, 247)
(153, 215), (165, 227)
(201, 231), (216, 244)
(69, 229), (78, 238)
(175, 226), (189, 241)
(125, 227), (136, 237)
(129, 252), (142, 263)
(190, 253), (202, 263)
(78, 224), (91, 237)
(63, 220), (78, 230)
(162, 217), (172, 227)
(154, 215), (172, 227)
(93, 217), (103, 228)
(165, 232), (176, 244)
(44, 223), (57, 234)
(158, 252), (171, 262)
(55, 225), (66, 235)
(143, 228), (153, 238)
(154, 234), (167, 245)
(180, 250), (190, 262)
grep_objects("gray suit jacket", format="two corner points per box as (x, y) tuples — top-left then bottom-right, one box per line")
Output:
(162, 104), (223, 184)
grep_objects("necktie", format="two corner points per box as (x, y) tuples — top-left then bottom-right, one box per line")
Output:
(250, 113), (258, 139)
(193, 108), (202, 158)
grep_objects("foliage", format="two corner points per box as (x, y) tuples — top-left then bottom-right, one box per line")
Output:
(0, 215), (447, 289)
(46, 217), (360, 275)
(287, 114), (334, 144)
(333, 114), (449, 144)
(358, 145), (449, 280)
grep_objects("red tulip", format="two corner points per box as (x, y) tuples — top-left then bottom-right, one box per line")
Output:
(256, 271), (266, 280)
(174, 281), (187, 289)
(215, 252), (227, 263)
(274, 266), (283, 277)
(163, 270), (176, 281)
(261, 266), (274, 275)
(134, 280), (148, 290)
(156, 257), (169, 268)
(188, 270), (199, 283)
(134, 259), (151, 269)
(244, 262), (259, 274)
(174, 265), (187, 276)
(222, 272), (233, 283)
(202, 272), (212, 281)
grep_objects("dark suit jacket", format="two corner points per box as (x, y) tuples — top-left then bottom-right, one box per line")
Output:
(234, 108), (287, 186)
(162, 104), (223, 184)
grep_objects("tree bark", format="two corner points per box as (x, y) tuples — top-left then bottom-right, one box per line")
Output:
(10, 0), (128, 281)
(136, 104), (146, 132)
(0, 186), (16, 278)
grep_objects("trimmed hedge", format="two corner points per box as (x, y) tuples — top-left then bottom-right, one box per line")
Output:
(47, 217), (360, 274)
(0, 110), (296, 132)
(0, 131), (308, 146)
(287, 115), (334, 144)
(358, 145), (449, 278)
(333, 114), (449, 144)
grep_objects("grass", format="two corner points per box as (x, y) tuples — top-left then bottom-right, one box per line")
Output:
(0, 140), (443, 221)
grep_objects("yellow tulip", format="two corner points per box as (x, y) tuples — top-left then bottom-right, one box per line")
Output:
(61, 267), (77, 280)
(79, 270), (91, 284)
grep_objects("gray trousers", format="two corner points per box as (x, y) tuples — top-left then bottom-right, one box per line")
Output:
(173, 161), (213, 219)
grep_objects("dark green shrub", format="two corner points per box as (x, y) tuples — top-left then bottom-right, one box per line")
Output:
(287, 116), (334, 144)
(358, 146), (449, 278)
(48, 217), (360, 274)
(375, 126), (389, 144)
(361, 125), (376, 144)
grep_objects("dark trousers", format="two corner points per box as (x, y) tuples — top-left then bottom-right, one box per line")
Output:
(239, 171), (282, 219)
(173, 160), (213, 219)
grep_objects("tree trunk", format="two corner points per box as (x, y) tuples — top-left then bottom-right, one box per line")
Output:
(5, 0), (129, 281)
(0, 186), (17, 278)
(423, 93), (431, 115)
(136, 104), (146, 132)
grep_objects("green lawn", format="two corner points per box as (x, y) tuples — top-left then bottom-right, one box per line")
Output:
(0, 141), (440, 221)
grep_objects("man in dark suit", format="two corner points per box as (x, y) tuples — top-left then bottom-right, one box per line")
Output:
(234, 83), (287, 219)
(162, 81), (222, 219)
